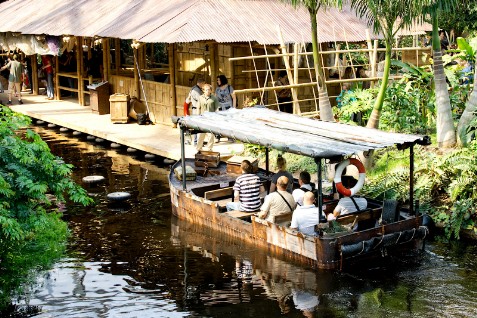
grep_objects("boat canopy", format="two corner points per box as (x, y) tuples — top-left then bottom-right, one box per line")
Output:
(173, 107), (430, 158)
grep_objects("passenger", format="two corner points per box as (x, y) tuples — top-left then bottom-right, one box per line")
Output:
(292, 171), (313, 206)
(269, 155), (293, 194)
(226, 160), (264, 213)
(327, 177), (367, 221)
(290, 192), (323, 236)
(196, 84), (219, 152)
(258, 176), (296, 222)
(185, 77), (205, 145)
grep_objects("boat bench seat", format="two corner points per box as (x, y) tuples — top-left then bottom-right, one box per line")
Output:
(272, 212), (293, 227)
(224, 210), (254, 220)
(335, 208), (382, 225)
(204, 187), (234, 201)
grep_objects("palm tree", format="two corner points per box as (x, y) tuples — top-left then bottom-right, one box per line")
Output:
(457, 65), (477, 146)
(427, 6), (456, 148)
(286, 0), (342, 122)
(351, 0), (434, 129)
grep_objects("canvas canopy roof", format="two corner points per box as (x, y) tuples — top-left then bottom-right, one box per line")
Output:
(174, 107), (430, 158)
(0, 0), (379, 44)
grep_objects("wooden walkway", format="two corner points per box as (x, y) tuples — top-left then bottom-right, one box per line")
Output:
(5, 94), (243, 160)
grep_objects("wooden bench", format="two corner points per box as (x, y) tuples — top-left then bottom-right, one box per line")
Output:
(204, 187), (234, 201)
(272, 211), (293, 227)
(224, 210), (254, 220)
(335, 208), (382, 225)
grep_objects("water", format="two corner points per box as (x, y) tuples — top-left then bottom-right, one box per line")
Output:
(8, 126), (477, 317)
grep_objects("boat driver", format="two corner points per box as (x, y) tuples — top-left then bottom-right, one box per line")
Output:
(226, 160), (265, 212)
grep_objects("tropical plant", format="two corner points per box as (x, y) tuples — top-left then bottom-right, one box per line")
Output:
(0, 106), (93, 308)
(285, 0), (343, 122)
(350, 0), (435, 129)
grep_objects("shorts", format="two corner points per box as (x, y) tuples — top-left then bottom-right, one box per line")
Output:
(8, 82), (21, 94)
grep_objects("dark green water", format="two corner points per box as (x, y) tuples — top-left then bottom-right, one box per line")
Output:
(7, 126), (477, 317)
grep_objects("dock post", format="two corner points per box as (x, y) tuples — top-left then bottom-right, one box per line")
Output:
(409, 144), (414, 215)
(315, 157), (323, 222)
(180, 125), (187, 191)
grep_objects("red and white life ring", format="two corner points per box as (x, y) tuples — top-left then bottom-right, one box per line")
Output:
(334, 158), (366, 197)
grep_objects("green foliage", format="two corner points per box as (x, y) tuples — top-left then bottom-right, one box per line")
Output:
(364, 141), (477, 240)
(0, 106), (93, 309)
(336, 88), (376, 125)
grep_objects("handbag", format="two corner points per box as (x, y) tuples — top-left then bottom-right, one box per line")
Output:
(183, 101), (191, 116)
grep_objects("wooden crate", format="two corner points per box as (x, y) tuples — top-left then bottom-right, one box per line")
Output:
(109, 93), (130, 123)
(226, 155), (258, 174)
(195, 151), (220, 168)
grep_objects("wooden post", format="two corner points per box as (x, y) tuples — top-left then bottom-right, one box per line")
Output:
(168, 43), (177, 118)
(277, 26), (298, 114)
(55, 55), (60, 100)
(229, 44), (235, 87)
(31, 55), (39, 95)
(371, 40), (378, 88)
(138, 45), (146, 70)
(293, 43), (300, 115)
(76, 36), (84, 106)
(115, 38), (121, 75)
(210, 42), (217, 86)
(102, 38), (110, 82)
(133, 48), (140, 99)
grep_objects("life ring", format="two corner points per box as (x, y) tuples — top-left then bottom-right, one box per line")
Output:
(334, 158), (366, 197)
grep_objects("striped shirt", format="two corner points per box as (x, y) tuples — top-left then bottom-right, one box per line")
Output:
(233, 173), (262, 212)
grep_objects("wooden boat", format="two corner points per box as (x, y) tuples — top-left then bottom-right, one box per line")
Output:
(170, 107), (431, 270)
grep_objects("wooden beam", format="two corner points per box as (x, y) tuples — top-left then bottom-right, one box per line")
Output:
(209, 42), (217, 86)
(76, 36), (84, 106)
(168, 43), (177, 118)
(115, 38), (121, 75)
(102, 38), (110, 82)
(55, 55), (60, 100)
(31, 55), (39, 95)
(133, 48), (140, 99)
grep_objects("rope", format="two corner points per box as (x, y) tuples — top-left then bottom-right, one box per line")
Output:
(133, 49), (154, 124)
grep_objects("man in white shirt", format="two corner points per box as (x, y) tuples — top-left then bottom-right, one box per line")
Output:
(290, 192), (324, 236)
(327, 196), (367, 221)
(292, 171), (313, 206)
(258, 176), (296, 222)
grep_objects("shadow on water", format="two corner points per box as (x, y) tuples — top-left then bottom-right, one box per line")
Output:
(6, 125), (477, 317)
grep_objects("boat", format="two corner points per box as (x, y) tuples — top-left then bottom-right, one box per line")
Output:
(169, 107), (432, 270)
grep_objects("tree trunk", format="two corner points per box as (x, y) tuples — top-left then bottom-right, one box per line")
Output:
(432, 13), (456, 148)
(310, 10), (334, 122)
(366, 43), (392, 129)
(457, 66), (477, 146)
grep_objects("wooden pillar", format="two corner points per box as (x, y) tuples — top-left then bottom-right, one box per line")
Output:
(209, 42), (218, 86)
(55, 55), (60, 100)
(31, 55), (39, 95)
(115, 38), (121, 75)
(138, 45), (146, 70)
(168, 43), (177, 118)
(229, 44), (235, 85)
(133, 48), (140, 99)
(102, 38), (110, 82)
(76, 36), (84, 105)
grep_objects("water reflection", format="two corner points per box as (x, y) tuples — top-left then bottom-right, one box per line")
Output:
(10, 126), (477, 317)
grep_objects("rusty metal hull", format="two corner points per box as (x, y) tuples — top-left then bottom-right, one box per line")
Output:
(169, 169), (428, 270)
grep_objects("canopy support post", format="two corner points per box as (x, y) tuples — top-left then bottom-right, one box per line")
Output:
(265, 148), (270, 175)
(180, 125), (187, 191)
(315, 157), (323, 221)
(409, 144), (414, 215)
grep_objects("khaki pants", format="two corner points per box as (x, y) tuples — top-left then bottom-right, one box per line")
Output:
(8, 81), (21, 100)
(196, 132), (215, 151)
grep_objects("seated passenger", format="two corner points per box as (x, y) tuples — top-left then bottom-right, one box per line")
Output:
(226, 160), (265, 212)
(292, 171), (313, 206)
(269, 155), (294, 193)
(290, 192), (324, 236)
(258, 176), (296, 222)
(327, 176), (367, 220)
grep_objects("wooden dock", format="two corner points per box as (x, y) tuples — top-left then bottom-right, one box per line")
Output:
(5, 94), (243, 160)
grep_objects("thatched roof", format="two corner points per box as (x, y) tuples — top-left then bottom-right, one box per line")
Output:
(173, 107), (430, 158)
(0, 0), (379, 44)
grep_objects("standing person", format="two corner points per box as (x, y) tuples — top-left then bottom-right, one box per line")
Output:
(269, 155), (294, 194)
(357, 67), (370, 90)
(439, 30), (449, 51)
(25, 57), (33, 94)
(41, 55), (54, 100)
(258, 176), (296, 223)
(274, 70), (293, 113)
(185, 78), (205, 145)
(215, 74), (236, 142)
(196, 84), (219, 152)
(0, 54), (24, 105)
(226, 160), (265, 213)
